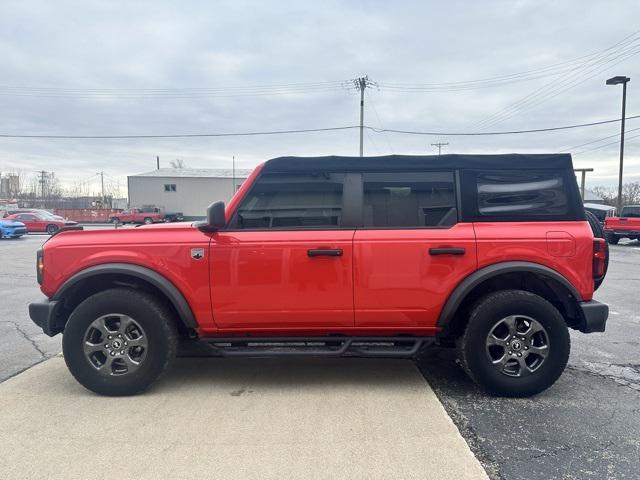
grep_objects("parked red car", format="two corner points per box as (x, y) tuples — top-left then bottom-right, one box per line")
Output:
(29, 154), (608, 397)
(6, 212), (77, 234)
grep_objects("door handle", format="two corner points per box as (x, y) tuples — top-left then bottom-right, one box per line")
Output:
(308, 248), (343, 257)
(429, 247), (465, 256)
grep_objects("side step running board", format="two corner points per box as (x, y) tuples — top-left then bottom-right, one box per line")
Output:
(199, 336), (434, 358)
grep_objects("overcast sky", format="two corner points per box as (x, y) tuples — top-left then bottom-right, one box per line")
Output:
(1, 0), (639, 195)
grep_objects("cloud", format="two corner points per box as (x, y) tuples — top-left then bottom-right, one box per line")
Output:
(0, 0), (639, 192)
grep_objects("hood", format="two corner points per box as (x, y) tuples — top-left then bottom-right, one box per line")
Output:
(0, 220), (25, 227)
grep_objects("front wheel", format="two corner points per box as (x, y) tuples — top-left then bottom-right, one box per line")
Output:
(143, 217), (153, 224)
(458, 290), (570, 397)
(62, 288), (178, 396)
(606, 233), (619, 245)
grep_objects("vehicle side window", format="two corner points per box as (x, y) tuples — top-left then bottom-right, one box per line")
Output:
(474, 170), (568, 219)
(231, 172), (344, 229)
(362, 171), (457, 228)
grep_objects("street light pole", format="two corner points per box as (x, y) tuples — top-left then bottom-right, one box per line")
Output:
(606, 75), (631, 214)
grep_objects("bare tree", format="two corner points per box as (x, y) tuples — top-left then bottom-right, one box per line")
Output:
(623, 182), (640, 205)
(592, 182), (640, 208)
(169, 159), (186, 169)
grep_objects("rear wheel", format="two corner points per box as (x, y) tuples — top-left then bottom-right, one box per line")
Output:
(458, 290), (570, 397)
(143, 217), (153, 224)
(46, 224), (59, 235)
(109, 217), (120, 224)
(606, 233), (619, 245)
(62, 288), (178, 396)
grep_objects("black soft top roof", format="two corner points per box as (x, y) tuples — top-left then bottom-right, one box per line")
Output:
(263, 153), (574, 173)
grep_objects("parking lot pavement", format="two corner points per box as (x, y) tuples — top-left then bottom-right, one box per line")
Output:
(418, 240), (640, 480)
(0, 356), (488, 480)
(0, 225), (137, 381)
(2, 233), (639, 479)
(0, 234), (59, 381)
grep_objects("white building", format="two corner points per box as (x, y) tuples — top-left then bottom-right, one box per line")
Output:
(127, 168), (252, 219)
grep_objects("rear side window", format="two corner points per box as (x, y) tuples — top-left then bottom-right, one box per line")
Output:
(231, 172), (344, 229)
(621, 206), (640, 218)
(362, 171), (457, 228)
(474, 170), (568, 219)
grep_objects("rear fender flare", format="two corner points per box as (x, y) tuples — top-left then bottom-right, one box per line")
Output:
(437, 261), (582, 332)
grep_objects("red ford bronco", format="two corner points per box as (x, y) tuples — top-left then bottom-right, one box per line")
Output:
(29, 154), (609, 397)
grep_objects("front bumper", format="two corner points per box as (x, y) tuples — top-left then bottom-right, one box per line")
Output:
(1, 227), (26, 238)
(578, 300), (608, 333)
(29, 299), (64, 337)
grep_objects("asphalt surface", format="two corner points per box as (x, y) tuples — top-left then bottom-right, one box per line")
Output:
(417, 241), (640, 480)
(1, 230), (639, 479)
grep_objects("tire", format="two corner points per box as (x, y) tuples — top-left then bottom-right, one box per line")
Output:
(109, 217), (120, 224)
(62, 288), (178, 396)
(584, 210), (608, 290)
(46, 224), (59, 235)
(143, 217), (153, 224)
(606, 233), (619, 245)
(458, 290), (570, 398)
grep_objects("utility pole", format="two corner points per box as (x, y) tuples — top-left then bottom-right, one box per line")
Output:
(98, 171), (105, 207)
(574, 168), (594, 200)
(431, 142), (449, 156)
(156, 155), (160, 170)
(39, 170), (47, 202)
(232, 155), (236, 196)
(606, 75), (631, 214)
(354, 76), (374, 157)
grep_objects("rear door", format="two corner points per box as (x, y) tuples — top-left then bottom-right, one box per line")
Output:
(353, 170), (477, 329)
(210, 171), (358, 330)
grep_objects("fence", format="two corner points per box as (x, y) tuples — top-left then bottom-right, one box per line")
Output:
(54, 208), (122, 223)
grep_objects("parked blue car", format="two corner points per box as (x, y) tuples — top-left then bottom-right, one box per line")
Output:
(0, 218), (27, 238)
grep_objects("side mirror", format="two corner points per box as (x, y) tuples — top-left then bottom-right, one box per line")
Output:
(207, 201), (226, 229)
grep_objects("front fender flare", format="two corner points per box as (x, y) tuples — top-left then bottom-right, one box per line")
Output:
(53, 263), (197, 329)
(437, 261), (582, 332)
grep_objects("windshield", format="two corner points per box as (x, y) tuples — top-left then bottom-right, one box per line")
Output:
(36, 211), (57, 219)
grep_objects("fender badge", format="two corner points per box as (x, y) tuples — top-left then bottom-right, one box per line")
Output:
(191, 248), (205, 260)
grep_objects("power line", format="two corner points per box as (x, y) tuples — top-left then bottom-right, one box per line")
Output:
(561, 126), (640, 152)
(366, 90), (395, 154)
(573, 132), (640, 155)
(0, 81), (353, 99)
(368, 114), (640, 137)
(0, 125), (360, 139)
(1, 114), (638, 139)
(472, 33), (640, 129)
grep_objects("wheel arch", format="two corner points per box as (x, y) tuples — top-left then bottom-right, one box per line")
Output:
(438, 261), (584, 340)
(53, 263), (197, 334)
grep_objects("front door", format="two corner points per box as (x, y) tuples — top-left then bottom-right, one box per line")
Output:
(210, 170), (357, 330)
(15, 213), (40, 231)
(353, 170), (477, 330)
